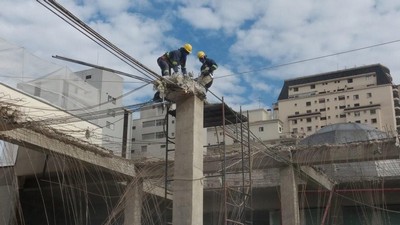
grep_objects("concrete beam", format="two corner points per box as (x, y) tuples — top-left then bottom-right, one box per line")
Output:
(298, 166), (335, 190)
(292, 140), (400, 165)
(0, 128), (136, 178)
(280, 166), (300, 225)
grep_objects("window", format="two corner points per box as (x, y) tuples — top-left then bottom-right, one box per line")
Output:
(306, 118), (312, 123)
(131, 138), (135, 142)
(354, 112), (360, 117)
(371, 118), (377, 123)
(106, 121), (114, 130)
(141, 146), (147, 152)
(259, 127), (264, 132)
(143, 120), (155, 128)
(107, 109), (116, 117)
(156, 132), (165, 139)
(295, 111), (299, 115)
(108, 95), (117, 104)
(370, 109), (376, 115)
(310, 84), (315, 89)
(354, 103), (360, 107)
(320, 117), (327, 120)
(307, 126), (312, 131)
(85, 75), (92, 80)
(347, 78), (353, 83)
(293, 87), (298, 92)
(320, 108), (326, 112)
(132, 126), (136, 130)
(292, 128), (298, 133)
(367, 93), (372, 98)
(142, 133), (155, 140)
(355, 120), (361, 123)
(306, 101), (311, 106)
(353, 94), (359, 100)
(292, 120), (297, 125)
(319, 98), (325, 103)
(156, 119), (165, 126)
(339, 105), (346, 109)
(306, 110), (312, 113)
(278, 126), (282, 133)
(160, 145), (166, 148)
(338, 95), (345, 100)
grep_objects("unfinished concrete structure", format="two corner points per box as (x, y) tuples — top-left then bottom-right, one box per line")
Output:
(3, 2), (400, 224)
(2, 78), (400, 225)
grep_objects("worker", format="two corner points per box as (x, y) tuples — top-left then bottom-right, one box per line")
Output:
(197, 51), (218, 91)
(157, 43), (192, 76)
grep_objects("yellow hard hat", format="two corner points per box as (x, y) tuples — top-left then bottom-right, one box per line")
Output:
(197, 51), (206, 59)
(183, 43), (192, 53)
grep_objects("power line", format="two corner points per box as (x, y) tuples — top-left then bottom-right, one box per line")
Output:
(216, 38), (400, 79)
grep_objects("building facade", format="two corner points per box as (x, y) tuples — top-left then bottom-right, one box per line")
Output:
(17, 68), (131, 156)
(131, 103), (177, 159)
(131, 105), (283, 159)
(274, 64), (398, 137)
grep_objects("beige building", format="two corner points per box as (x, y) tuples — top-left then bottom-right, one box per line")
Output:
(274, 64), (398, 137)
(206, 108), (283, 146)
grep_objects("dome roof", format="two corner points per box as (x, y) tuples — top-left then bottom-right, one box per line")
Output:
(299, 123), (390, 146)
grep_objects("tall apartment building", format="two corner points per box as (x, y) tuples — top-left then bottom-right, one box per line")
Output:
(17, 68), (132, 156)
(131, 104), (283, 159)
(274, 64), (398, 137)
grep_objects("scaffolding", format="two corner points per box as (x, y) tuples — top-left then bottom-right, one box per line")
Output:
(203, 99), (253, 225)
(160, 99), (253, 225)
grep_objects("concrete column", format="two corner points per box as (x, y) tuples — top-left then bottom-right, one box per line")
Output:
(173, 95), (204, 225)
(363, 190), (383, 225)
(280, 165), (300, 225)
(124, 178), (143, 225)
(0, 167), (17, 225)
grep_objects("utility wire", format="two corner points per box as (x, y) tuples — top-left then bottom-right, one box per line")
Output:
(216, 38), (400, 79)
(53, 55), (154, 84)
(37, 0), (161, 82)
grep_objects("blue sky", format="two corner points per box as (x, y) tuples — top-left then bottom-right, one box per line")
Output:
(1, 0), (400, 111)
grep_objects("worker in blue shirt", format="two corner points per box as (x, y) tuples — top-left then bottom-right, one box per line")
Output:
(197, 51), (218, 91)
(157, 43), (192, 76)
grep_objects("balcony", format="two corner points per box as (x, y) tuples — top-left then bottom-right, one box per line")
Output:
(343, 104), (380, 112)
(288, 112), (321, 119)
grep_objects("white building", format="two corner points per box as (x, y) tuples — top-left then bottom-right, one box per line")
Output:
(131, 103), (177, 160)
(131, 104), (283, 159)
(17, 68), (131, 156)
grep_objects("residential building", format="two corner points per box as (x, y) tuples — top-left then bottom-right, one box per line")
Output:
(131, 105), (283, 159)
(206, 108), (283, 146)
(131, 103), (179, 159)
(17, 68), (131, 156)
(274, 64), (398, 137)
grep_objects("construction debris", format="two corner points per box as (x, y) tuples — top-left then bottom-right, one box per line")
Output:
(153, 72), (207, 101)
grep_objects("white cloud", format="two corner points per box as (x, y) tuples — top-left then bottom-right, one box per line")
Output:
(2, 0), (400, 109)
(179, 7), (221, 30)
(230, 0), (400, 84)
